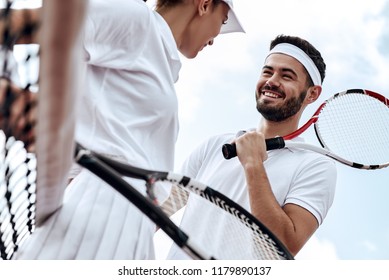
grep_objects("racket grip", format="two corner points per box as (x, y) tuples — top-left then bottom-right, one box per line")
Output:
(266, 137), (286, 150)
(222, 143), (237, 159)
(222, 137), (286, 159)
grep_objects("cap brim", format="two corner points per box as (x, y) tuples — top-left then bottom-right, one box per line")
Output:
(220, 5), (245, 34)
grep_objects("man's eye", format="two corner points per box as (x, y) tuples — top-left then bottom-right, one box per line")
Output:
(262, 71), (272, 76)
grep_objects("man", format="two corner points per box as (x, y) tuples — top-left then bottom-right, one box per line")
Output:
(167, 34), (337, 259)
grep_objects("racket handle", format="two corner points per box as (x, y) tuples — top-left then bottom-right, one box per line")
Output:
(222, 143), (237, 159)
(266, 137), (286, 150)
(222, 137), (286, 159)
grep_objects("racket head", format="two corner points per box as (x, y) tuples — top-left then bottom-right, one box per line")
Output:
(78, 145), (294, 260)
(74, 144), (213, 260)
(160, 175), (294, 260)
(314, 89), (389, 169)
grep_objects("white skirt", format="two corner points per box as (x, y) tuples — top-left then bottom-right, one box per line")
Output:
(13, 169), (155, 259)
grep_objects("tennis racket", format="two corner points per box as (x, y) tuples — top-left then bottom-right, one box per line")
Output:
(0, 0), (38, 260)
(222, 89), (389, 170)
(74, 143), (294, 260)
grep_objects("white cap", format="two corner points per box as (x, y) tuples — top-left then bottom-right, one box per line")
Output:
(220, 0), (245, 34)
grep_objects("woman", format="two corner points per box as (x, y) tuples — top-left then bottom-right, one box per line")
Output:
(11, 0), (244, 259)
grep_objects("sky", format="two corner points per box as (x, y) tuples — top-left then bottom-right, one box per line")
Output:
(9, 0), (389, 260)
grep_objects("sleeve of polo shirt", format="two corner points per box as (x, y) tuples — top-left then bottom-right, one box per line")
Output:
(284, 157), (337, 225)
(179, 142), (205, 179)
(82, 0), (150, 69)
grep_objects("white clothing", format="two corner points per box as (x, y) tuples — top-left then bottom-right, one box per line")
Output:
(14, 0), (181, 259)
(78, 0), (180, 170)
(167, 132), (337, 259)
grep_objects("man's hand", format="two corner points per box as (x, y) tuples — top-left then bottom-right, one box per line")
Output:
(234, 130), (268, 166)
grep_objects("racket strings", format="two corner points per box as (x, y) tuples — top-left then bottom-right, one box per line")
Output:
(204, 195), (287, 259)
(160, 185), (188, 217)
(161, 182), (290, 259)
(316, 92), (389, 165)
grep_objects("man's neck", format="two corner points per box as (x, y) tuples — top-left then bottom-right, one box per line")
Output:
(257, 116), (300, 138)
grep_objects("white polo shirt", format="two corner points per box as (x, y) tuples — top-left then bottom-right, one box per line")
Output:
(167, 132), (337, 259)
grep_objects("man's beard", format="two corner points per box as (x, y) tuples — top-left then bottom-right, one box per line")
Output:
(256, 88), (307, 122)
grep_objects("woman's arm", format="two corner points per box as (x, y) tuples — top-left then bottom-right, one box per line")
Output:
(35, 0), (87, 224)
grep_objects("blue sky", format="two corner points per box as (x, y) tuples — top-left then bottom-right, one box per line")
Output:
(146, 0), (389, 259)
(10, 0), (389, 260)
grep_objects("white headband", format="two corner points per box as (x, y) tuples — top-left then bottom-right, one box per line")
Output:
(267, 43), (322, 86)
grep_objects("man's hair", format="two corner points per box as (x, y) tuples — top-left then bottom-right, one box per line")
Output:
(270, 35), (326, 86)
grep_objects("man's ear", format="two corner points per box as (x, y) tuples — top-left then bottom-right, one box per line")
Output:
(197, 0), (212, 16)
(306, 85), (322, 104)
